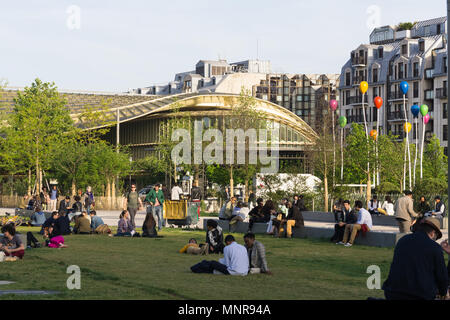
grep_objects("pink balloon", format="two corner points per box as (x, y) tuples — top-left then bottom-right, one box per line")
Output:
(423, 114), (430, 124)
(329, 99), (338, 111)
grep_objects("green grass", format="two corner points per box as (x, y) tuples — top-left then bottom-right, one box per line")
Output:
(0, 227), (394, 300)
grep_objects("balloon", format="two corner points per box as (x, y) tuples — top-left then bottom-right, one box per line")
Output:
(374, 96), (383, 109)
(338, 116), (347, 128)
(329, 99), (338, 111)
(403, 122), (412, 133)
(400, 81), (409, 95)
(423, 114), (430, 124)
(360, 81), (368, 94)
(411, 105), (420, 118)
(370, 129), (378, 140)
(420, 104), (429, 116)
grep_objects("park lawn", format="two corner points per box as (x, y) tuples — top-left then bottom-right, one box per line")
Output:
(0, 227), (394, 300)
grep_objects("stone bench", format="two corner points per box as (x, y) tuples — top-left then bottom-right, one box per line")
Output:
(14, 208), (52, 220)
(202, 218), (396, 248)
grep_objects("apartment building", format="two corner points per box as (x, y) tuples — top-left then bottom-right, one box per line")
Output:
(339, 17), (448, 154)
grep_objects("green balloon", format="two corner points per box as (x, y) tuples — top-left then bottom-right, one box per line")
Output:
(420, 104), (428, 116)
(338, 116), (347, 128)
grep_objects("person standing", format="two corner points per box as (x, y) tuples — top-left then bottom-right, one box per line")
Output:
(123, 184), (143, 229)
(145, 184), (165, 230)
(394, 190), (419, 234)
(161, 184), (171, 202)
(49, 185), (59, 212)
(40, 187), (49, 211)
(82, 186), (95, 215)
(382, 218), (448, 300)
(171, 182), (183, 201)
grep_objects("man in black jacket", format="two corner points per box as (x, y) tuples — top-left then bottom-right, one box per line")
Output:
(382, 217), (449, 300)
(58, 196), (71, 216)
(330, 200), (357, 243)
(279, 201), (304, 238)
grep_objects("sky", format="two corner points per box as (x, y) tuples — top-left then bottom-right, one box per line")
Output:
(0, 0), (447, 92)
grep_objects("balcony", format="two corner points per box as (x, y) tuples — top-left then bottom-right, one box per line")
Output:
(387, 111), (406, 121)
(425, 68), (434, 79)
(352, 56), (367, 66)
(348, 115), (365, 123)
(424, 89), (434, 100)
(388, 91), (408, 100)
(346, 95), (368, 105)
(436, 87), (447, 99)
(352, 76), (368, 85)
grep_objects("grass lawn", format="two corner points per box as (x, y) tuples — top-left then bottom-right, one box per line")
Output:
(0, 226), (394, 300)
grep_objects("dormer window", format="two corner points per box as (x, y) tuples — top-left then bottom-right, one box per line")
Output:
(401, 44), (408, 55)
(419, 40), (425, 52)
(378, 47), (384, 59)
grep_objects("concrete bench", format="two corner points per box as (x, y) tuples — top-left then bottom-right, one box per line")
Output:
(14, 209), (52, 220)
(202, 218), (396, 248)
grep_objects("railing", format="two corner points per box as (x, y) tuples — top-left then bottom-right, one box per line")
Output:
(387, 111), (406, 121)
(424, 89), (434, 100)
(352, 76), (368, 85)
(348, 115), (365, 123)
(352, 56), (366, 65)
(346, 95), (368, 104)
(388, 92), (407, 100)
(436, 87), (447, 99)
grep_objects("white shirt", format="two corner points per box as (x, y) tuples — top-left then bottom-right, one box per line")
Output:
(381, 201), (395, 216)
(171, 186), (183, 200)
(219, 241), (249, 276)
(234, 207), (249, 221)
(356, 208), (373, 230)
(368, 200), (379, 211)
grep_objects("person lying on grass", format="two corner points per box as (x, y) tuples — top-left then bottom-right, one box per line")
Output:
(179, 238), (208, 255)
(0, 223), (25, 261)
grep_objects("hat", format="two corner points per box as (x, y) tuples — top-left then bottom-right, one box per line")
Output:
(421, 217), (442, 240)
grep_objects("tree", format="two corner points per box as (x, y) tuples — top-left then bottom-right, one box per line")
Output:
(1, 79), (74, 193)
(422, 134), (447, 181)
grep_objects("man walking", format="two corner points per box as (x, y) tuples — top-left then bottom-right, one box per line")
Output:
(382, 218), (448, 300)
(394, 190), (419, 233)
(145, 184), (165, 230)
(123, 184), (143, 228)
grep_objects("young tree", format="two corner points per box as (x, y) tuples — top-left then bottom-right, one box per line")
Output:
(422, 134), (447, 181)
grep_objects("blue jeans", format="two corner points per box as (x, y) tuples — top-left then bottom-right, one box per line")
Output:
(151, 205), (164, 230)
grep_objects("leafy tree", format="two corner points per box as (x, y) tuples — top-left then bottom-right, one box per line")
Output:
(1, 79), (74, 193)
(422, 134), (447, 181)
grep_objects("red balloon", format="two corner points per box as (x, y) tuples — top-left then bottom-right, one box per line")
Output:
(374, 96), (383, 109)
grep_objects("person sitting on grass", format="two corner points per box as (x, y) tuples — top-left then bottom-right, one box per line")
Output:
(29, 206), (46, 227)
(338, 200), (373, 247)
(179, 238), (207, 255)
(73, 211), (91, 234)
(330, 200), (357, 243)
(69, 195), (83, 221)
(115, 210), (140, 237)
(89, 211), (112, 236)
(244, 233), (272, 275)
(206, 219), (224, 254)
(190, 235), (249, 276)
(0, 224), (25, 261)
(58, 211), (72, 235)
(41, 211), (61, 237)
(142, 210), (158, 237)
(279, 200), (304, 238)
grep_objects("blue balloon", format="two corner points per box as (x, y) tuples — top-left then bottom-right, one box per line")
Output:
(400, 81), (409, 95)
(411, 104), (420, 118)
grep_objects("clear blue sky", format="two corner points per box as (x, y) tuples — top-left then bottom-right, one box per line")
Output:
(0, 0), (446, 92)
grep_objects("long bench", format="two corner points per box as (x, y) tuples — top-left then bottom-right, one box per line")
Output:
(302, 211), (447, 229)
(202, 219), (397, 248)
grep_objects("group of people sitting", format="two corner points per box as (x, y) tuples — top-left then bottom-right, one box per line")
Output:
(218, 195), (306, 238)
(183, 219), (271, 276)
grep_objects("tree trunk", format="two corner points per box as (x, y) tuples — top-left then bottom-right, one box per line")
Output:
(106, 178), (111, 208)
(71, 180), (76, 196)
(112, 178), (116, 209)
(244, 178), (249, 203)
(366, 171), (372, 208)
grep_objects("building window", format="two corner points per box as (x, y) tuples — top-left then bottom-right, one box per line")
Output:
(413, 62), (419, 77)
(437, 24), (442, 34)
(378, 47), (383, 59)
(398, 63), (404, 79)
(413, 82), (419, 98)
(372, 69), (378, 83)
(345, 72), (350, 86)
(444, 125), (448, 141)
(419, 40), (425, 52)
(444, 57), (448, 73)
(401, 44), (407, 55)
(444, 103), (448, 119)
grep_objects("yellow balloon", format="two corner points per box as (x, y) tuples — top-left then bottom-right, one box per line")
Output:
(360, 81), (368, 94)
(404, 122), (412, 133)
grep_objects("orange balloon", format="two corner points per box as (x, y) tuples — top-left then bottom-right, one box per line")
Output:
(370, 129), (378, 140)
(404, 122), (412, 133)
(374, 96), (383, 109)
(360, 81), (369, 94)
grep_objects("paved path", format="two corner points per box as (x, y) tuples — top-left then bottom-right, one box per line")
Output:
(1, 207), (447, 240)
